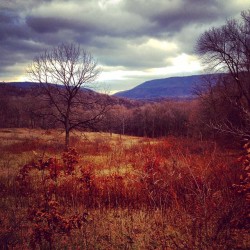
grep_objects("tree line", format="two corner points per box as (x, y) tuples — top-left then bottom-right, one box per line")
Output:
(0, 83), (193, 137)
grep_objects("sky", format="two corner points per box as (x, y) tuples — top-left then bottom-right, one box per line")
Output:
(1, 0), (250, 94)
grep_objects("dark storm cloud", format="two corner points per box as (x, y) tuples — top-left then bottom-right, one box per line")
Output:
(26, 15), (95, 35)
(0, 9), (29, 77)
(26, 16), (68, 33)
(1, 0), (250, 88)
(0, 9), (28, 41)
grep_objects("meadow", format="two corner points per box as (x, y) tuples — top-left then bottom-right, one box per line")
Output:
(0, 128), (248, 249)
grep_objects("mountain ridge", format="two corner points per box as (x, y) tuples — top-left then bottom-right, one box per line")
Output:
(114, 73), (222, 100)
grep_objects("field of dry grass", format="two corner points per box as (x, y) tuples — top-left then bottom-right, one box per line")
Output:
(0, 128), (248, 249)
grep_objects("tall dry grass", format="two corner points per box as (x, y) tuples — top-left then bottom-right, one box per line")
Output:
(0, 129), (248, 249)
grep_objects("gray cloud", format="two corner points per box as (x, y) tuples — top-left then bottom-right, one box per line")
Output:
(0, 0), (250, 90)
(123, 0), (225, 35)
(26, 16), (68, 33)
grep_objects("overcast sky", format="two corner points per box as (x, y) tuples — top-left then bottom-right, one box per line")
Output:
(1, 0), (250, 93)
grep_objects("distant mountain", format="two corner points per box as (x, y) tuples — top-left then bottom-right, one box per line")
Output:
(5, 81), (94, 92)
(114, 74), (221, 100)
(7, 81), (40, 89)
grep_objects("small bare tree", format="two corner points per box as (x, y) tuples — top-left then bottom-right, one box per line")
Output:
(28, 43), (108, 148)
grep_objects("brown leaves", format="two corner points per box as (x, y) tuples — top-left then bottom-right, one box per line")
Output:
(28, 197), (87, 248)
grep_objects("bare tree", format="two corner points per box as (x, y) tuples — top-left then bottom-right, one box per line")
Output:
(196, 10), (250, 139)
(28, 43), (108, 148)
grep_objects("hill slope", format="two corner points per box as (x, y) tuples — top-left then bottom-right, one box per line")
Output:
(114, 74), (220, 100)
(1, 81), (144, 108)
(7, 81), (40, 89)
(6, 81), (94, 92)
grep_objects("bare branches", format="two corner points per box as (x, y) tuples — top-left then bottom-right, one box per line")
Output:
(28, 43), (100, 89)
(195, 10), (250, 141)
(209, 119), (250, 140)
(196, 11), (250, 81)
(27, 43), (108, 148)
